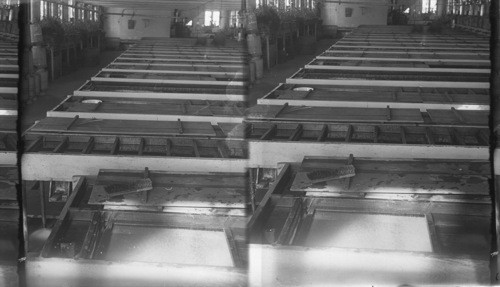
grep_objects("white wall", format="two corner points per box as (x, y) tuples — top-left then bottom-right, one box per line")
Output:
(103, 8), (172, 40)
(322, 0), (389, 28)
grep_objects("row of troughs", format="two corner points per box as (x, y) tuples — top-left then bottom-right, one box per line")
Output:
(0, 25), (495, 286)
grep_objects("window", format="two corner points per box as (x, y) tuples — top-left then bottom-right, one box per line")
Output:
(230, 10), (240, 27)
(422, 0), (437, 13)
(57, 3), (62, 19)
(68, 0), (74, 20)
(204, 10), (220, 26)
(345, 7), (353, 17)
(40, 0), (48, 19)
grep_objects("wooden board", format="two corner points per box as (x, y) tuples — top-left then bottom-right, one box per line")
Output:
(286, 77), (489, 89)
(29, 117), (217, 137)
(91, 77), (247, 87)
(21, 154), (247, 181)
(258, 84), (490, 111)
(120, 53), (246, 60)
(316, 54), (489, 62)
(427, 109), (488, 126)
(116, 56), (244, 64)
(248, 141), (489, 168)
(100, 68), (246, 78)
(74, 90), (246, 102)
(246, 105), (424, 123)
(108, 62), (247, 71)
(49, 98), (244, 124)
(334, 41), (489, 48)
(329, 45), (489, 51)
(291, 68), (489, 84)
(307, 64), (489, 73)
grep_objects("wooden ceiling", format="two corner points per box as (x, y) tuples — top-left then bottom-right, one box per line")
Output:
(79, 0), (244, 10)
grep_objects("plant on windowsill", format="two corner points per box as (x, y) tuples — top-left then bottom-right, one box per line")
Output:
(255, 4), (280, 36)
(39, 16), (65, 48)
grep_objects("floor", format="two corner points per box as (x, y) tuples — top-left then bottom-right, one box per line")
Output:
(20, 38), (336, 131)
(21, 50), (123, 131)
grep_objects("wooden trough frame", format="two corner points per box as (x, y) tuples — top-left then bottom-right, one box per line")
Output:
(130, 45), (245, 52)
(248, 160), (491, 286)
(245, 121), (489, 167)
(334, 40), (489, 48)
(327, 45), (490, 52)
(100, 68), (248, 80)
(246, 105), (489, 126)
(21, 132), (247, 181)
(286, 68), (490, 89)
(344, 34), (488, 40)
(107, 61), (248, 72)
(112, 58), (248, 69)
(74, 80), (246, 101)
(115, 54), (246, 64)
(338, 37), (489, 43)
(90, 76), (247, 88)
(95, 69), (248, 83)
(312, 56), (490, 69)
(121, 52), (247, 60)
(26, 175), (247, 287)
(305, 62), (489, 73)
(46, 96), (245, 124)
(256, 83), (490, 111)
(122, 50), (247, 57)
(321, 50), (490, 59)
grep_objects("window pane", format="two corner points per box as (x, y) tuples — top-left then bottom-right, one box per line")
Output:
(58, 4), (62, 19)
(68, 0), (74, 19)
(40, 0), (44, 19)
(204, 10), (211, 26)
(212, 10), (220, 26)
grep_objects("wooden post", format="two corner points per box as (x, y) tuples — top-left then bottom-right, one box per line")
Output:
(40, 182), (46, 228)
(492, 0), (500, 283)
(266, 35), (270, 69)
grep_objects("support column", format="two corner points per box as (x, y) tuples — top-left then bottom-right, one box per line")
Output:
(247, 0), (256, 11)
(436, 0), (447, 16)
(220, 9), (230, 29)
(62, 3), (69, 21)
